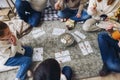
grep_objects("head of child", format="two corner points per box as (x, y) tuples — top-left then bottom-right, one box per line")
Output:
(0, 21), (12, 41)
(33, 58), (61, 80)
(97, 0), (115, 5)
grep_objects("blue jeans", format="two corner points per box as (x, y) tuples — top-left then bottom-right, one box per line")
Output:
(5, 46), (33, 80)
(57, 8), (91, 22)
(62, 66), (72, 80)
(15, 0), (41, 27)
(98, 32), (120, 72)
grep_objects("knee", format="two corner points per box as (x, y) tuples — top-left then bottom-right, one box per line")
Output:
(82, 23), (91, 31)
(23, 46), (33, 56)
(98, 32), (108, 40)
(28, 13), (41, 27)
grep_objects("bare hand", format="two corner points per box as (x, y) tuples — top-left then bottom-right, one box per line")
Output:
(105, 24), (114, 33)
(76, 13), (81, 18)
(55, 2), (61, 10)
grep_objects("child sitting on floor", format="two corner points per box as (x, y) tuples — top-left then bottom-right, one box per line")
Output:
(55, 0), (91, 30)
(0, 21), (33, 80)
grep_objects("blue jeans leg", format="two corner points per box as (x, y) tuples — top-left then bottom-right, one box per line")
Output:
(98, 32), (120, 72)
(15, 0), (32, 22)
(57, 8), (75, 18)
(28, 11), (42, 27)
(57, 8), (91, 22)
(70, 10), (91, 22)
(62, 66), (72, 80)
(4, 46), (33, 80)
(15, 0), (41, 27)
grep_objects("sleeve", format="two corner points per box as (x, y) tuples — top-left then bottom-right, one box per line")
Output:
(87, 0), (97, 15)
(107, 4), (120, 18)
(77, 0), (84, 14)
(11, 39), (25, 56)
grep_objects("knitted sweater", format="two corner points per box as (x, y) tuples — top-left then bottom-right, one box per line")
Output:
(27, 0), (47, 12)
(87, 0), (120, 20)
(58, 0), (86, 14)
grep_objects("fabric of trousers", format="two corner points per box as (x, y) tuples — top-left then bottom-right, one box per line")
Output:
(98, 32), (120, 72)
(62, 66), (73, 80)
(57, 8), (91, 22)
(15, 0), (41, 27)
(5, 46), (33, 80)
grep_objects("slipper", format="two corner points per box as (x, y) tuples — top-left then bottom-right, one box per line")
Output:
(65, 19), (75, 30)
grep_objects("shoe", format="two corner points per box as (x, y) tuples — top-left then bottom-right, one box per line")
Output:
(65, 19), (75, 30)
(99, 64), (111, 76)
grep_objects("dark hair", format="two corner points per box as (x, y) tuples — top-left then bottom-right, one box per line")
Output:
(0, 21), (8, 38)
(97, 0), (115, 5)
(33, 58), (61, 80)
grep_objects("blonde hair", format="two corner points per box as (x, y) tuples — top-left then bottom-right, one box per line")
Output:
(97, 0), (115, 5)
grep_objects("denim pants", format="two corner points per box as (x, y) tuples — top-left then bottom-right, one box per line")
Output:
(98, 32), (120, 72)
(62, 66), (72, 80)
(5, 46), (33, 80)
(15, 0), (41, 27)
(57, 8), (91, 22)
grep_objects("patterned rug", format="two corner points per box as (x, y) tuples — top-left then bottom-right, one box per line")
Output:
(0, 20), (102, 80)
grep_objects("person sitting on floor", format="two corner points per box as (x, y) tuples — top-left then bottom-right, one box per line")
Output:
(33, 58), (73, 80)
(15, 0), (47, 37)
(98, 23), (120, 76)
(82, 0), (120, 32)
(0, 21), (33, 80)
(54, 0), (91, 30)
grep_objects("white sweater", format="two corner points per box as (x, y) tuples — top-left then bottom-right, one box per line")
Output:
(0, 23), (25, 65)
(87, 0), (120, 20)
(27, 0), (47, 12)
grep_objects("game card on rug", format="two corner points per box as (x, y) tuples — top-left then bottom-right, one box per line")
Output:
(32, 48), (43, 61)
(52, 28), (66, 36)
(55, 50), (71, 63)
(32, 29), (45, 38)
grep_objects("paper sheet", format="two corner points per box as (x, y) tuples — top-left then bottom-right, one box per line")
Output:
(32, 48), (43, 61)
(74, 31), (86, 39)
(52, 28), (66, 35)
(32, 29), (45, 38)
(55, 50), (71, 63)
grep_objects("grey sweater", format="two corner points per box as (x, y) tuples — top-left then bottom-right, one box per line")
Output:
(58, 0), (86, 14)
(27, 0), (47, 12)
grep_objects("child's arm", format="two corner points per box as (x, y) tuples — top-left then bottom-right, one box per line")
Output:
(76, 0), (84, 18)
(87, 0), (97, 16)
(54, 0), (63, 10)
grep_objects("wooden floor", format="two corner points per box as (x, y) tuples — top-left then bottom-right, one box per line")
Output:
(82, 73), (120, 80)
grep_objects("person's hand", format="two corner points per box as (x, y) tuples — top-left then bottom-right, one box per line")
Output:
(105, 24), (114, 33)
(54, 2), (61, 10)
(90, 3), (97, 14)
(76, 13), (81, 18)
(9, 35), (17, 46)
